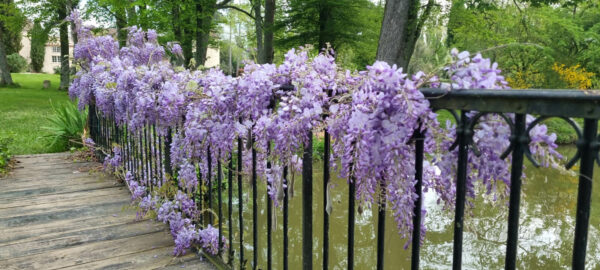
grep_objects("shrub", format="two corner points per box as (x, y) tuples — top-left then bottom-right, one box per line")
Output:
(43, 101), (87, 151)
(0, 137), (13, 177)
(7, 53), (27, 73)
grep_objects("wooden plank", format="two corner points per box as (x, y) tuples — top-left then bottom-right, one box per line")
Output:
(5, 167), (100, 179)
(0, 186), (125, 209)
(0, 199), (131, 229)
(0, 174), (115, 191)
(14, 152), (71, 159)
(0, 219), (165, 259)
(9, 161), (98, 171)
(0, 211), (140, 244)
(58, 246), (215, 270)
(0, 192), (131, 218)
(0, 181), (119, 199)
(0, 230), (174, 270)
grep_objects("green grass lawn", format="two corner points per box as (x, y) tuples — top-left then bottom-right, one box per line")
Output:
(0, 73), (71, 155)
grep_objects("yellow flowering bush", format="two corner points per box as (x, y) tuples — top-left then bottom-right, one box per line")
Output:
(552, 63), (595, 89)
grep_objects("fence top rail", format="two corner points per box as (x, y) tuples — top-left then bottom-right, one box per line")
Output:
(420, 88), (600, 119)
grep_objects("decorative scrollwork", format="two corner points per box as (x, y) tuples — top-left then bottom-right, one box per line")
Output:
(525, 116), (583, 169)
(444, 111), (514, 156)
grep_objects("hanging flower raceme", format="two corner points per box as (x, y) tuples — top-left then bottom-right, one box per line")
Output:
(429, 50), (562, 210)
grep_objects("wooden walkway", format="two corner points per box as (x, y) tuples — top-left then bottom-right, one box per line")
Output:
(0, 153), (215, 270)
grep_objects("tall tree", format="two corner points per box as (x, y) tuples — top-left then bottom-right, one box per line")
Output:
(252, 0), (263, 63)
(279, 0), (365, 51)
(58, 1), (70, 90)
(0, 0), (24, 85)
(29, 20), (50, 73)
(193, 0), (242, 67)
(263, 0), (274, 63)
(194, 0), (217, 67)
(376, 0), (435, 69)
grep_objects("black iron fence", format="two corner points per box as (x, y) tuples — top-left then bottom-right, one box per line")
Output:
(89, 88), (600, 270)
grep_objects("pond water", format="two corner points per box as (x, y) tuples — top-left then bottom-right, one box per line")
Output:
(218, 146), (600, 269)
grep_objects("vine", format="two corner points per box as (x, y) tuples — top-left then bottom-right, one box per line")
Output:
(69, 11), (561, 256)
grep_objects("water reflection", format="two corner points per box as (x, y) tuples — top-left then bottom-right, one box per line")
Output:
(218, 146), (599, 269)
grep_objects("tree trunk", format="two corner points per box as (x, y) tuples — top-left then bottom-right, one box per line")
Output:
(195, 0), (216, 67)
(116, 7), (128, 48)
(67, 0), (78, 44)
(0, 26), (13, 86)
(318, 2), (330, 51)
(376, 0), (432, 69)
(182, 25), (194, 66)
(59, 3), (70, 91)
(172, 3), (182, 43)
(171, 2), (184, 66)
(253, 0), (264, 63)
(0, 0), (13, 85)
(263, 0), (275, 64)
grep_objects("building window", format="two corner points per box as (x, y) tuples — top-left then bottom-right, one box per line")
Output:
(52, 46), (60, 53)
(52, 55), (61, 63)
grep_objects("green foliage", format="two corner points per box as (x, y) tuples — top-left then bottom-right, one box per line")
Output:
(544, 118), (581, 144)
(0, 0), (26, 55)
(6, 53), (27, 73)
(312, 135), (325, 161)
(42, 101), (87, 151)
(0, 136), (12, 176)
(447, 3), (600, 89)
(0, 73), (72, 154)
(30, 20), (50, 73)
(275, 0), (383, 69)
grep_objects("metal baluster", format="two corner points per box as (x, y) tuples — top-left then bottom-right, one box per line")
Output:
(251, 135), (258, 270)
(377, 181), (387, 270)
(144, 125), (150, 188)
(411, 128), (425, 270)
(572, 118), (598, 269)
(505, 114), (526, 269)
(208, 146), (213, 225)
(198, 161), (204, 226)
(348, 175), (355, 270)
(138, 129), (143, 181)
(153, 125), (158, 189)
(267, 144), (273, 270)
(303, 132), (313, 270)
(228, 153), (234, 265)
(218, 152), (223, 256)
(237, 137), (244, 270)
(164, 128), (173, 177)
(323, 128), (330, 270)
(158, 131), (163, 185)
(452, 111), (470, 270)
(283, 166), (289, 270)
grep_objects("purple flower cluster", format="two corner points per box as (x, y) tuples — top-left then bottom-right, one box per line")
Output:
(125, 171), (146, 201)
(69, 10), (561, 255)
(197, 225), (228, 256)
(103, 146), (122, 172)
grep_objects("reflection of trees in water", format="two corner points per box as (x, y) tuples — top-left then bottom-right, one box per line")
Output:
(419, 148), (599, 269)
(220, 152), (599, 269)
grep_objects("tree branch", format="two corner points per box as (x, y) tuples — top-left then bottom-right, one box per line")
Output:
(416, 0), (434, 36)
(216, 0), (233, 8)
(220, 5), (255, 20)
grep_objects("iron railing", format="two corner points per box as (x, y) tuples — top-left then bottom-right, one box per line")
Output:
(89, 88), (600, 270)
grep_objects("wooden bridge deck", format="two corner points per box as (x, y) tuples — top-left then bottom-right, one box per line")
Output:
(0, 153), (215, 270)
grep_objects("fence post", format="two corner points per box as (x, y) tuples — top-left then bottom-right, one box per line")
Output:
(302, 131), (313, 270)
(572, 118), (598, 269)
